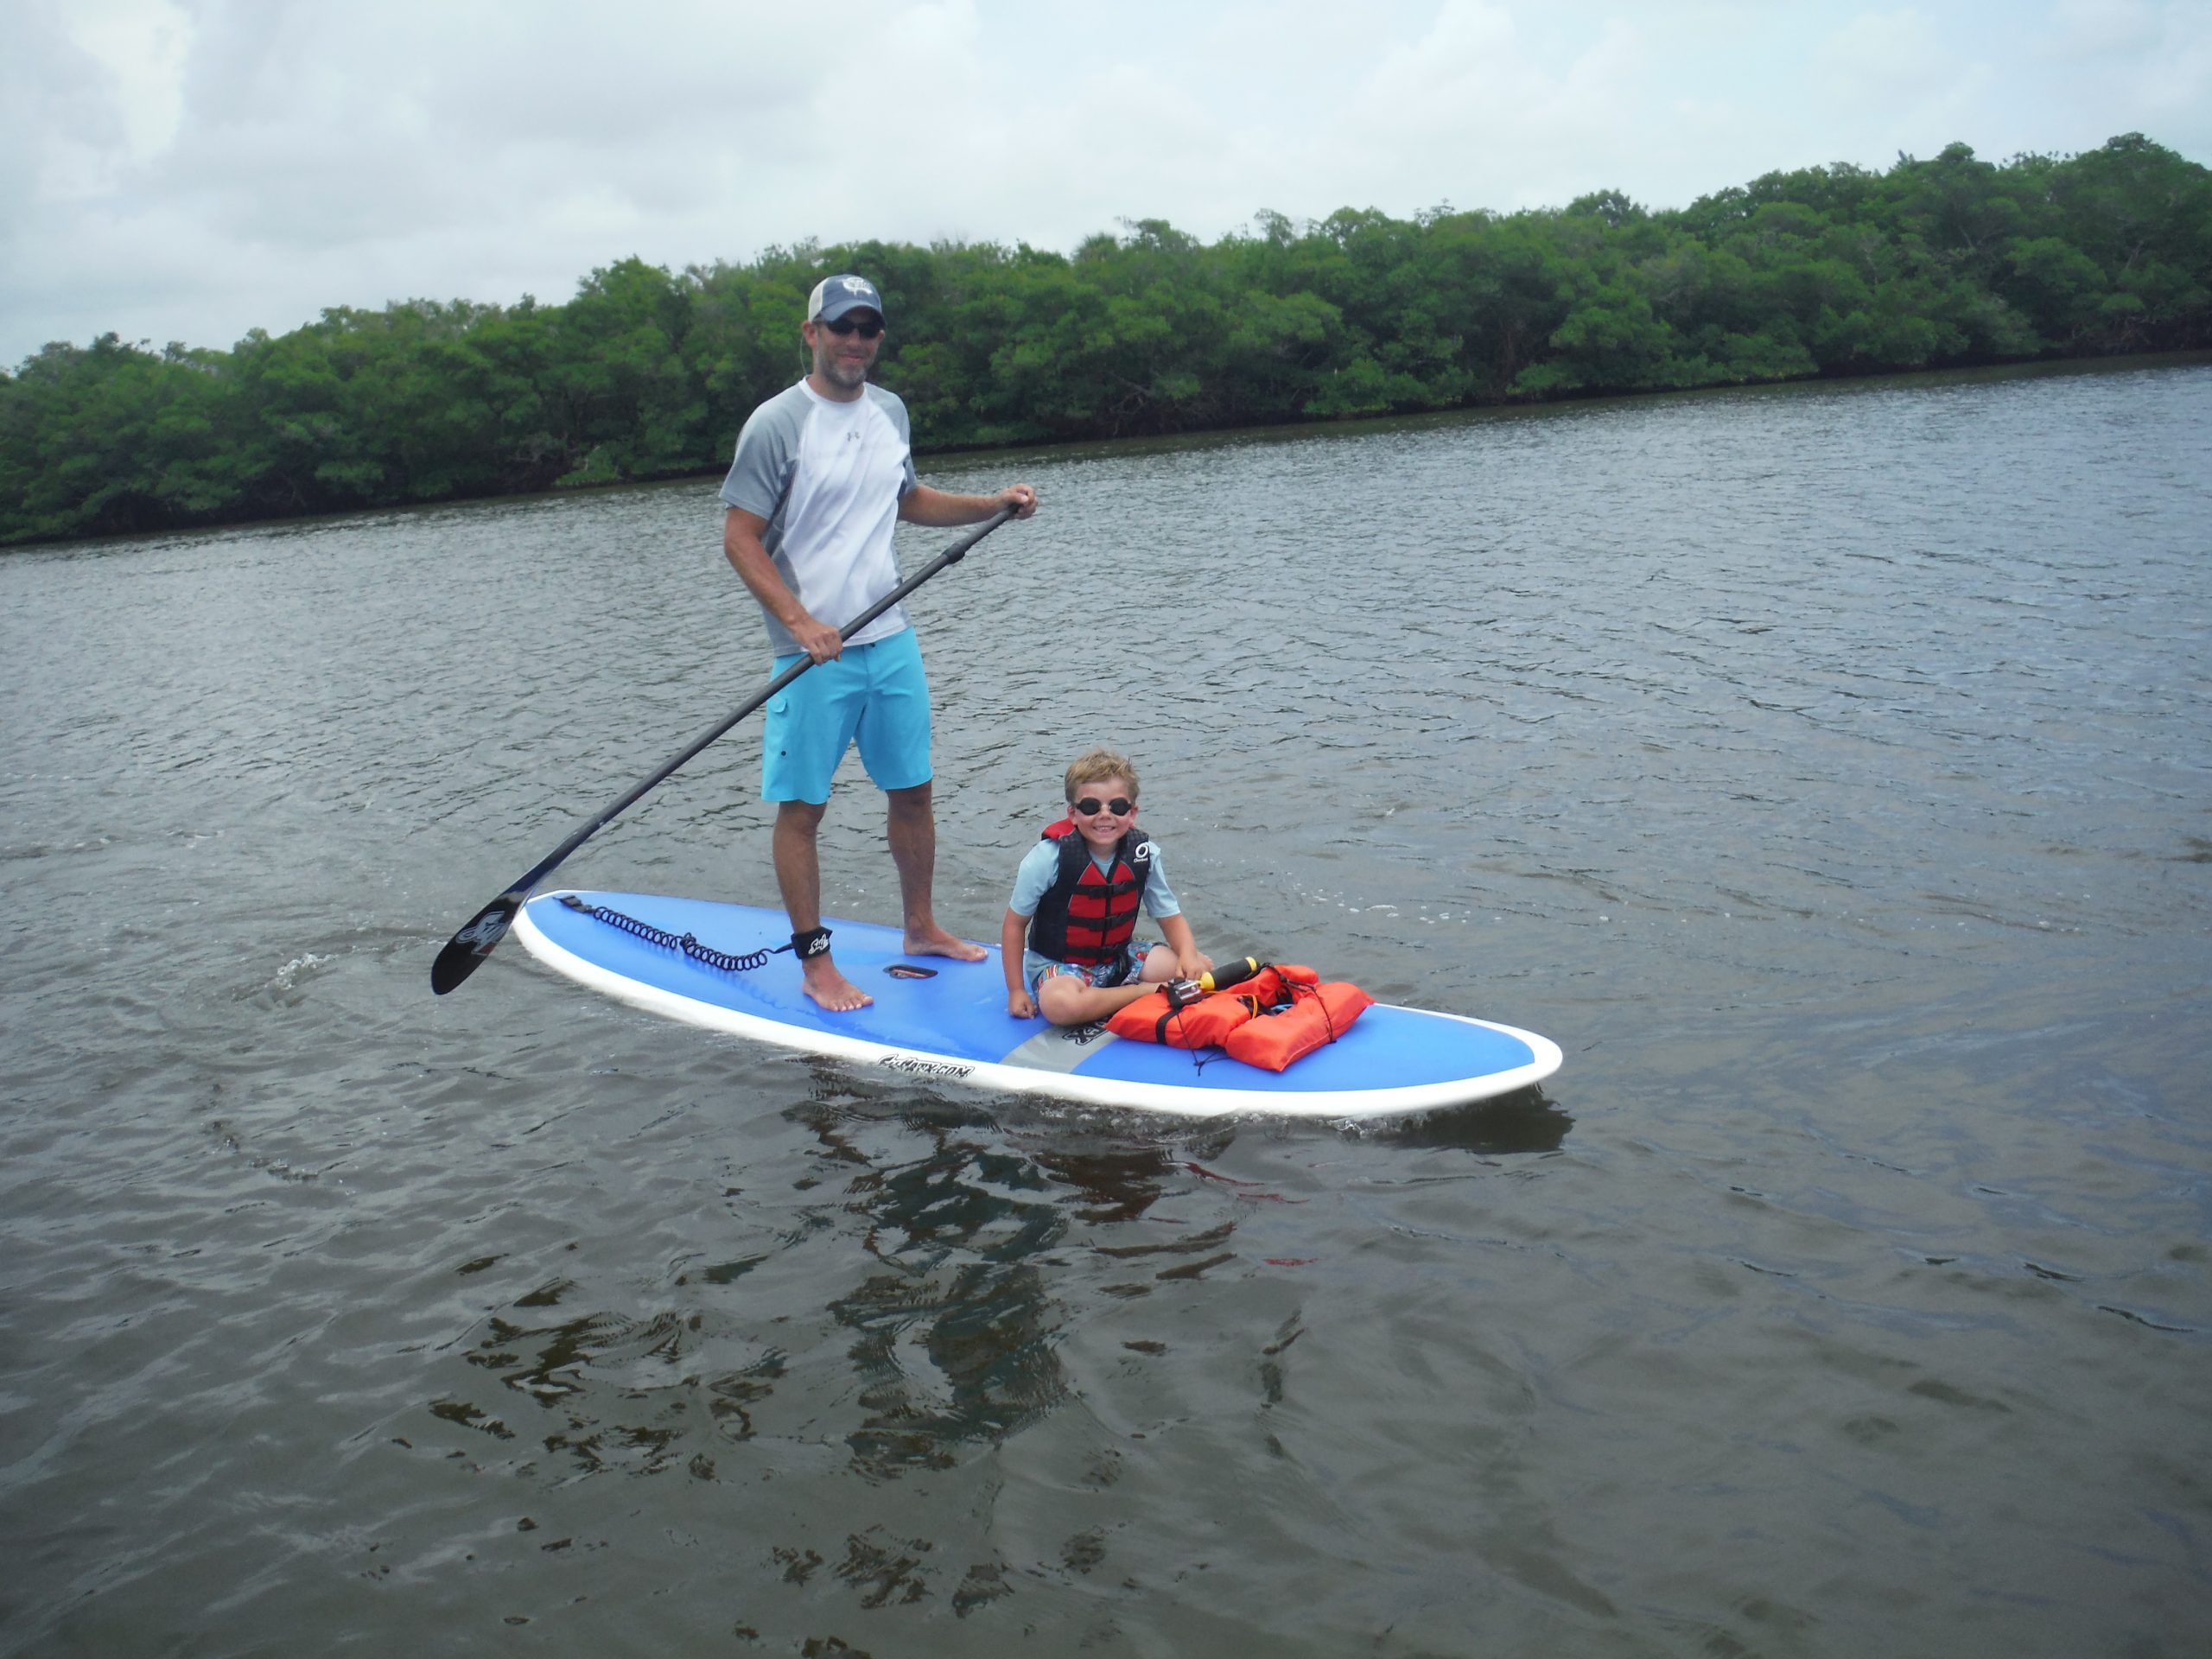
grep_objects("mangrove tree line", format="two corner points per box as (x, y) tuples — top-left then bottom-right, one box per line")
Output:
(3, 134), (2207, 545)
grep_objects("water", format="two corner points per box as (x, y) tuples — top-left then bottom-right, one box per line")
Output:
(3, 357), (2208, 1656)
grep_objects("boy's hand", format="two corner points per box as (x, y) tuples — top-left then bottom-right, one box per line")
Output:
(1000, 911), (1036, 1019)
(1178, 949), (1214, 982)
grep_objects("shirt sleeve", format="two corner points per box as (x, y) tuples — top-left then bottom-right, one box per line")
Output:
(1141, 842), (1181, 918)
(719, 390), (801, 519)
(1007, 839), (1060, 916)
(870, 385), (920, 499)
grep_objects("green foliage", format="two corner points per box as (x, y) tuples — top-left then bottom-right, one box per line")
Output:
(5, 133), (2209, 544)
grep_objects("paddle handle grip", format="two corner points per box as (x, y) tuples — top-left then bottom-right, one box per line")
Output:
(1198, 957), (1262, 995)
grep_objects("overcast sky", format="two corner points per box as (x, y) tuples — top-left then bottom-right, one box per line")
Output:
(4, 0), (2208, 368)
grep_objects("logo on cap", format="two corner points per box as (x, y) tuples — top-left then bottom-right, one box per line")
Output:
(810, 272), (885, 323)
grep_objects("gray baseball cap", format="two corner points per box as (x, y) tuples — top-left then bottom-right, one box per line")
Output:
(807, 273), (884, 324)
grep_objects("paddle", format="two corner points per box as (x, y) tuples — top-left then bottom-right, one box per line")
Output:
(429, 506), (1016, 995)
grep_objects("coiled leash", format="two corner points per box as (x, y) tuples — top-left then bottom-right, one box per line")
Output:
(557, 893), (825, 976)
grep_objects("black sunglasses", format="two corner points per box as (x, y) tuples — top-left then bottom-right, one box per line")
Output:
(1073, 797), (1135, 817)
(820, 314), (883, 338)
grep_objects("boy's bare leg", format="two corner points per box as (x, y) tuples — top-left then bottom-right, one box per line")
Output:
(774, 798), (872, 1012)
(887, 782), (986, 962)
(1037, 974), (1166, 1028)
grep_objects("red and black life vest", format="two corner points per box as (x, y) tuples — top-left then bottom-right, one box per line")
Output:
(1026, 820), (1153, 968)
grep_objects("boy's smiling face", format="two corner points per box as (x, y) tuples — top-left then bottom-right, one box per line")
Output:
(1067, 776), (1137, 854)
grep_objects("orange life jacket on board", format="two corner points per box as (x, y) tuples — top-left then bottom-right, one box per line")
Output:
(1105, 963), (1376, 1071)
(1224, 978), (1376, 1071)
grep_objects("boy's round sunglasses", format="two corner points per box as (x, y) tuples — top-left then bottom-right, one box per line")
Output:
(1073, 797), (1135, 817)
(819, 314), (884, 338)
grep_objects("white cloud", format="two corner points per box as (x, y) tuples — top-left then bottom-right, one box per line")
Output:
(2, 10), (119, 211)
(1818, 8), (1956, 106)
(2130, 3), (2212, 130)
(2043, 0), (2164, 56)
(61, 0), (191, 171)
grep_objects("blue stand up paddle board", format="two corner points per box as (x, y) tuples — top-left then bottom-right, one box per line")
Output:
(512, 890), (1562, 1119)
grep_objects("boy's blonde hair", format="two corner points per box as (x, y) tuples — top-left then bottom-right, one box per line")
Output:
(1064, 747), (1138, 803)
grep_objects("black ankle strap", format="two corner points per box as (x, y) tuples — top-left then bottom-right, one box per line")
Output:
(791, 925), (833, 959)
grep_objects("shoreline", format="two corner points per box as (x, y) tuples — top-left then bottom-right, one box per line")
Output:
(10, 346), (2209, 555)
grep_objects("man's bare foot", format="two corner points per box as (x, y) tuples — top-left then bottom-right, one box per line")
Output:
(801, 954), (873, 1012)
(903, 924), (987, 963)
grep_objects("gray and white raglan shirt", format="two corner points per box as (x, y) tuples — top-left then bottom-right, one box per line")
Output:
(718, 379), (920, 658)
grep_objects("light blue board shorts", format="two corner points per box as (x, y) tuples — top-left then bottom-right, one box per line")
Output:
(763, 629), (932, 804)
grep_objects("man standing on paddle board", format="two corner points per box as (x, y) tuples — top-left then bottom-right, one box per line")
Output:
(720, 273), (1038, 1013)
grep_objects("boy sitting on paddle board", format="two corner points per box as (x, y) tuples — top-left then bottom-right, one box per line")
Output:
(1002, 748), (1213, 1026)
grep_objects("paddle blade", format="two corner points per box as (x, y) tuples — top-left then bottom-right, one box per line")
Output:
(430, 893), (523, 995)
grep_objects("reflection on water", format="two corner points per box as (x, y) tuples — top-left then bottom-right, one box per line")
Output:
(820, 1105), (1078, 1478)
(1, 356), (2208, 1656)
(438, 1091), (1214, 1496)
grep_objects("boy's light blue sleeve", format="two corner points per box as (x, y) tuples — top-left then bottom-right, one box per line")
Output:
(1142, 844), (1181, 918)
(1007, 839), (1059, 916)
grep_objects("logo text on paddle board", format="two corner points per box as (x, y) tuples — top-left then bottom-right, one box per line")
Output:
(880, 1056), (973, 1081)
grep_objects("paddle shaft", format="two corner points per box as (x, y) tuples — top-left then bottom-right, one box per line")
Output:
(429, 506), (1014, 994)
